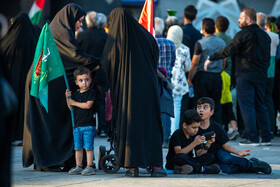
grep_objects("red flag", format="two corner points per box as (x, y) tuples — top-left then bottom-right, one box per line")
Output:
(138, 0), (154, 35)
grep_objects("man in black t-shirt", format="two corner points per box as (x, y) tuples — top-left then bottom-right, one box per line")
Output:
(165, 110), (220, 174)
(195, 97), (272, 174)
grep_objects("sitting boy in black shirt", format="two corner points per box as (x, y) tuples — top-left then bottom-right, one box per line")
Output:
(195, 97), (272, 174)
(165, 109), (220, 174)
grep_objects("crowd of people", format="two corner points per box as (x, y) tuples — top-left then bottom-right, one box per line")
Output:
(1, 2), (279, 183)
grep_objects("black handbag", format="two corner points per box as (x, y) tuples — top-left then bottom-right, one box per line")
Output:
(157, 70), (174, 117)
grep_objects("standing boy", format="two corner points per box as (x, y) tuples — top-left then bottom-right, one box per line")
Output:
(165, 110), (220, 174)
(195, 97), (272, 174)
(220, 70), (239, 140)
(65, 67), (96, 176)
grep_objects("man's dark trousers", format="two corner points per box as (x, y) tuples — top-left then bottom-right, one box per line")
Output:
(236, 77), (272, 143)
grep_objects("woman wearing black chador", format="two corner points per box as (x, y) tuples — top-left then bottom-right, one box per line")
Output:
(22, 3), (99, 172)
(101, 8), (166, 177)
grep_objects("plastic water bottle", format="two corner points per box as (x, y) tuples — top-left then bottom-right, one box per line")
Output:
(189, 87), (194, 98)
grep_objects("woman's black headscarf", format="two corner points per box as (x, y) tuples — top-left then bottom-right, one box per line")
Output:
(0, 13), (38, 141)
(49, 3), (99, 81)
(101, 8), (163, 168)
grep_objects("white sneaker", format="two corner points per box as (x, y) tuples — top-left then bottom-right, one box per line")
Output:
(69, 166), (83, 175)
(81, 166), (95, 176)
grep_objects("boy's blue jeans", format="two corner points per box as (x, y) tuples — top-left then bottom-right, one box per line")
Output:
(73, 126), (96, 150)
(217, 149), (250, 174)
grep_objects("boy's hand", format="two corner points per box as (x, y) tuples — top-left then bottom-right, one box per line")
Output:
(65, 89), (71, 98)
(206, 133), (216, 144)
(237, 149), (250, 157)
(68, 99), (75, 106)
(194, 135), (205, 146)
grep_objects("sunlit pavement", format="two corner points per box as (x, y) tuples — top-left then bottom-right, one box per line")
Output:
(11, 136), (280, 187)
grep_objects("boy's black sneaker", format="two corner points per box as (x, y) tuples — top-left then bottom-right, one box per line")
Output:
(260, 140), (271, 146)
(239, 139), (260, 146)
(203, 164), (220, 174)
(249, 157), (272, 174)
(174, 164), (193, 174)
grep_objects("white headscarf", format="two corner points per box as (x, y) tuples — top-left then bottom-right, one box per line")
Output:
(166, 25), (183, 49)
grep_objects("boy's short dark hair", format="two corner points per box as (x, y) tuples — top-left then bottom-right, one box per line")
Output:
(202, 18), (215, 34)
(197, 97), (215, 110)
(182, 109), (202, 125)
(216, 16), (229, 33)
(73, 67), (91, 80)
(184, 5), (197, 21)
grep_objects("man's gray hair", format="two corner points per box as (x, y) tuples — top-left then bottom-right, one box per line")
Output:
(165, 16), (179, 29)
(85, 11), (100, 28)
(154, 17), (164, 35)
(98, 13), (107, 29)
(256, 12), (267, 28)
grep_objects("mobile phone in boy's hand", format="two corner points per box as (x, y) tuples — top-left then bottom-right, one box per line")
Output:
(202, 131), (215, 140)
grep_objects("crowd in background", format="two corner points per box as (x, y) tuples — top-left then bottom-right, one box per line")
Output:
(1, 2), (280, 185)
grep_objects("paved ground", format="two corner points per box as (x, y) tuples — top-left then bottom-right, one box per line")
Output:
(11, 136), (280, 187)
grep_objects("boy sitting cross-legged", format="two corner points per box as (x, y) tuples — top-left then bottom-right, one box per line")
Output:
(195, 97), (272, 174)
(165, 109), (220, 174)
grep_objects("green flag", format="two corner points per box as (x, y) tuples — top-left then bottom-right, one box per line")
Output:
(30, 23), (65, 112)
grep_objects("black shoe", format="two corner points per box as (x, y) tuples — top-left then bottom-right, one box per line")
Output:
(145, 166), (152, 174)
(249, 157), (272, 174)
(125, 169), (139, 177)
(174, 164), (193, 174)
(275, 130), (280, 137)
(203, 164), (220, 174)
(239, 130), (247, 139)
(239, 139), (260, 146)
(260, 140), (271, 146)
(151, 168), (167, 177)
